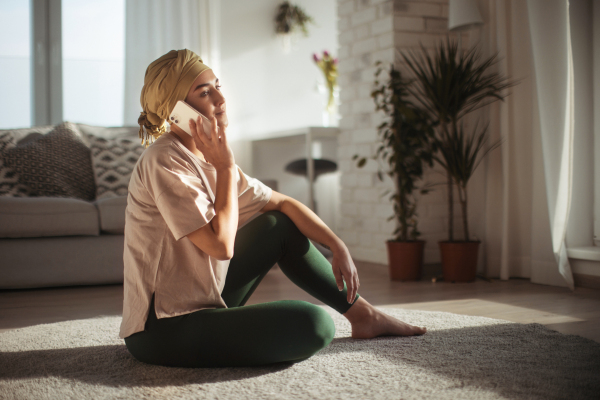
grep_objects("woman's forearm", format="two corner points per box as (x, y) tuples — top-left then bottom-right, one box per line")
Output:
(211, 166), (239, 257)
(280, 197), (347, 255)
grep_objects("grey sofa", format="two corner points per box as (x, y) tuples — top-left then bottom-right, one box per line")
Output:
(0, 123), (138, 289)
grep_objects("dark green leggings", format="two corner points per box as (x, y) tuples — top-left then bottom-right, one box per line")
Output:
(124, 210), (359, 368)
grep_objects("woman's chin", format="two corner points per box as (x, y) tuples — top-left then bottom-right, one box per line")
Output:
(216, 115), (228, 128)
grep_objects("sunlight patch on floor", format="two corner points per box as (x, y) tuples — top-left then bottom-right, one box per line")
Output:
(379, 299), (584, 325)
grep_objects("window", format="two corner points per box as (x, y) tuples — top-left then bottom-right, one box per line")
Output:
(0, 0), (31, 129)
(566, 0), (600, 262)
(0, 0), (125, 129)
(62, 0), (125, 127)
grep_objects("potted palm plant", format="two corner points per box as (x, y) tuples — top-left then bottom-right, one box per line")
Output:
(354, 62), (436, 281)
(399, 37), (517, 282)
(434, 121), (502, 281)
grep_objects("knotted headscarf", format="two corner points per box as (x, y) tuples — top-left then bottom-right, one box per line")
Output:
(138, 49), (211, 147)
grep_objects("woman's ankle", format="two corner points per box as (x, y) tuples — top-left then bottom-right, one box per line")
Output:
(343, 296), (375, 325)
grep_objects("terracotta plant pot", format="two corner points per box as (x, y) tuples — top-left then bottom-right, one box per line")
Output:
(438, 241), (481, 282)
(386, 240), (425, 281)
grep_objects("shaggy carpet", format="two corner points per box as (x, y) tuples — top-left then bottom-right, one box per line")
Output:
(0, 307), (599, 400)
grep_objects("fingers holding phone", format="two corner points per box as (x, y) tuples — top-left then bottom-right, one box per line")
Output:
(170, 100), (234, 169)
(188, 112), (221, 142)
(188, 115), (212, 145)
(189, 116), (235, 170)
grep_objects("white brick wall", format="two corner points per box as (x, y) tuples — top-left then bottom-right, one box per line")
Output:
(336, 0), (469, 265)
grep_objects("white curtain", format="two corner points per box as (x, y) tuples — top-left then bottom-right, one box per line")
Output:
(123, 0), (220, 127)
(467, 0), (574, 288)
(526, 0), (575, 289)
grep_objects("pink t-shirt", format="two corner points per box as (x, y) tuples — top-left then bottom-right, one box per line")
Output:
(119, 133), (272, 339)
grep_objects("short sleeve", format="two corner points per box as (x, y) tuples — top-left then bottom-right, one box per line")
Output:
(236, 166), (273, 228)
(145, 152), (215, 241)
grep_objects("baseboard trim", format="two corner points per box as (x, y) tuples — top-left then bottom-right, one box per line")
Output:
(573, 273), (600, 290)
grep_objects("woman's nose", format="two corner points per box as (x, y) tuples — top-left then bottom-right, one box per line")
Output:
(214, 89), (225, 106)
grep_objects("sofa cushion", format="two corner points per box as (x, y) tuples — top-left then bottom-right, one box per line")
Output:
(94, 196), (127, 234)
(0, 197), (100, 238)
(2, 121), (96, 201)
(89, 135), (144, 199)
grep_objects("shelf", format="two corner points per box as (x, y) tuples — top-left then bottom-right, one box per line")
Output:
(244, 126), (340, 142)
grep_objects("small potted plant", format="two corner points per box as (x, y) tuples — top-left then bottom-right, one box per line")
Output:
(400, 37), (517, 282)
(312, 51), (338, 115)
(313, 50), (339, 125)
(354, 62), (436, 281)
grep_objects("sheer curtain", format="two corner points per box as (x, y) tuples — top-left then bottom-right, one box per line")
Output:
(469, 0), (574, 288)
(526, 0), (575, 289)
(123, 0), (220, 127)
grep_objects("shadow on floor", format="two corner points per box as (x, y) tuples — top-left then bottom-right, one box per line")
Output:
(0, 344), (293, 387)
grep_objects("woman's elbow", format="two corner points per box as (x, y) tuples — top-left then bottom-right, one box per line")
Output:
(187, 227), (234, 260)
(214, 241), (234, 261)
(198, 243), (233, 261)
(218, 246), (234, 261)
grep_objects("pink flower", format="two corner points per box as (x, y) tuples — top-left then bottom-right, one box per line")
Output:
(323, 50), (329, 57)
(313, 53), (320, 62)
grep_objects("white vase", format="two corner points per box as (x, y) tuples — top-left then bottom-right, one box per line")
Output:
(279, 34), (291, 54)
(316, 81), (339, 127)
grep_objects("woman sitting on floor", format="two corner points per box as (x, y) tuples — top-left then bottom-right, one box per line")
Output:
(119, 49), (426, 368)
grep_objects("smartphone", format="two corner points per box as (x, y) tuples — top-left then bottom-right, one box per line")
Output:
(168, 100), (212, 138)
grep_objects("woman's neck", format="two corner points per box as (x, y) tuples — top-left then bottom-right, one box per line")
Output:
(168, 130), (207, 162)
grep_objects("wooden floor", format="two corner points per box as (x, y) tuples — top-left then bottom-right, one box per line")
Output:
(1, 260), (599, 343)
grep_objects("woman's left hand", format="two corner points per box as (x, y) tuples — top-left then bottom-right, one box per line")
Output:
(331, 246), (360, 304)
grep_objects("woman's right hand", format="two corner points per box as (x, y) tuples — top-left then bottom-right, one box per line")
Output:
(189, 116), (235, 171)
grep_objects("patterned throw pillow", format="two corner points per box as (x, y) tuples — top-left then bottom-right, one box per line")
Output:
(89, 136), (144, 199)
(0, 132), (15, 153)
(3, 121), (96, 201)
(0, 132), (31, 197)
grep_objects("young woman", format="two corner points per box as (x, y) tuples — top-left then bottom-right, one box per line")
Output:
(120, 49), (426, 368)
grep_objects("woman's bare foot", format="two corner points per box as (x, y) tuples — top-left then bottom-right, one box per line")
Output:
(343, 297), (427, 339)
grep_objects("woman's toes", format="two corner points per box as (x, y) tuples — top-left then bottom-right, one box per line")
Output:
(414, 326), (427, 335)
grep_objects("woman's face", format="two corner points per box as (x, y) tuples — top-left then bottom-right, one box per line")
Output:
(184, 69), (228, 128)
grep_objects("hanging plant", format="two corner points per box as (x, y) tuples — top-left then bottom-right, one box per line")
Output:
(275, 1), (314, 36)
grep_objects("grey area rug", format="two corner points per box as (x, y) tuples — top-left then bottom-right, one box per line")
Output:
(1, 307), (599, 400)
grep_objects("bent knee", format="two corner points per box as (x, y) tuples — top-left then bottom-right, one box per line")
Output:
(255, 210), (305, 241)
(263, 210), (296, 231)
(292, 301), (336, 352)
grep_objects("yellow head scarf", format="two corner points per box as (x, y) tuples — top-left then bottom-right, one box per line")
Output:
(138, 49), (211, 147)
